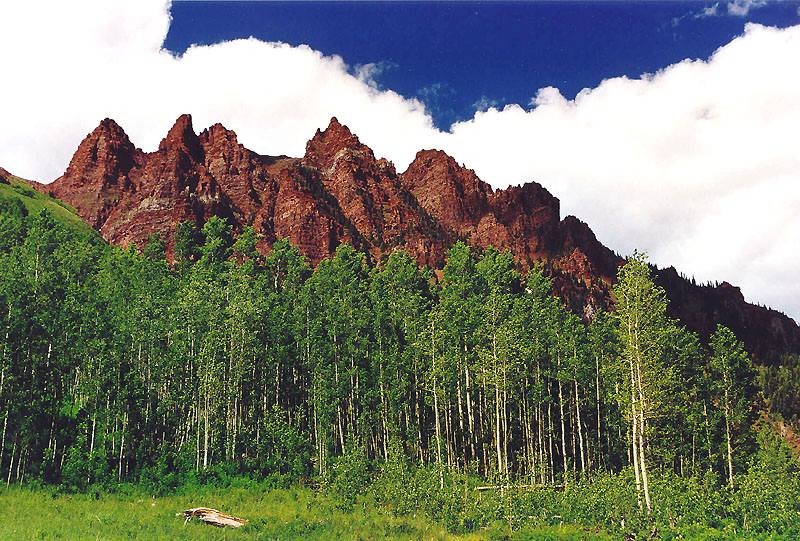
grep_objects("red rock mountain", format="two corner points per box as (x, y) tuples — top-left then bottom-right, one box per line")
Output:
(40, 115), (799, 362)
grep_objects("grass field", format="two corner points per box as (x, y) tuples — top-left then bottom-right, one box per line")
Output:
(0, 486), (610, 541)
(0, 172), (94, 234)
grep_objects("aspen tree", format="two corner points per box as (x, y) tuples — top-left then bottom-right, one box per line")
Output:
(613, 251), (674, 514)
(709, 324), (755, 489)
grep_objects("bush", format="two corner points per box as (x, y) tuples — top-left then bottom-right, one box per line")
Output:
(139, 448), (193, 495)
(731, 426), (800, 535)
(329, 441), (371, 508)
(251, 405), (312, 479)
(59, 443), (89, 492)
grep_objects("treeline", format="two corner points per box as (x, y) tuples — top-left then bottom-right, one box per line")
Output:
(0, 201), (765, 508)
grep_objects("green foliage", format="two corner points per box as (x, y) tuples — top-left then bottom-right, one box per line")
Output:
(253, 405), (312, 478)
(173, 220), (199, 268)
(329, 441), (372, 508)
(232, 224), (260, 262)
(0, 195), (28, 251)
(0, 175), (94, 234)
(0, 209), (795, 538)
(732, 426), (800, 535)
(142, 232), (166, 261)
(760, 354), (800, 427)
(709, 324), (758, 487)
(198, 216), (233, 267)
(139, 448), (195, 495)
(60, 433), (90, 492)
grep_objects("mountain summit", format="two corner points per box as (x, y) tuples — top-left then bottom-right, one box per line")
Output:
(41, 115), (800, 362)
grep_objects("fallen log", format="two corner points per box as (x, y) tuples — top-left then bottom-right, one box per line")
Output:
(178, 507), (248, 528)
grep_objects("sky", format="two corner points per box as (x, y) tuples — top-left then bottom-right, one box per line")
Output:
(0, 0), (799, 319)
(165, 0), (800, 129)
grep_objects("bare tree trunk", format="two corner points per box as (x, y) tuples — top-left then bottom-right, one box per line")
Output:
(558, 375), (567, 480)
(414, 367), (424, 463)
(465, 364), (476, 464)
(0, 411), (7, 474)
(503, 375), (509, 477)
(630, 359), (642, 511)
(575, 380), (586, 476)
(203, 388), (210, 469)
(492, 332), (504, 478)
(456, 349), (465, 464)
(635, 361), (652, 514)
(445, 395), (454, 470)
(595, 353), (602, 469)
(378, 335), (389, 460)
(547, 382), (554, 485)
(638, 408), (652, 513)
(118, 412), (127, 482)
(6, 435), (16, 487)
(703, 401), (713, 468)
(724, 389), (734, 489)
(432, 321), (444, 489)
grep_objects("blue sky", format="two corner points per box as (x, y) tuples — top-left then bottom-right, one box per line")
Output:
(165, 0), (800, 128)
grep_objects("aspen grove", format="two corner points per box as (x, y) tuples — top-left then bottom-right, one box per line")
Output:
(0, 206), (765, 512)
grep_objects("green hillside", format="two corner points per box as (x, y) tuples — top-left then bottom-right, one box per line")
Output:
(0, 170), (94, 234)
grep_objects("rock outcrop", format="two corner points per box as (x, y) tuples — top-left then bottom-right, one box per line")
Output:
(40, 115), (800, 362)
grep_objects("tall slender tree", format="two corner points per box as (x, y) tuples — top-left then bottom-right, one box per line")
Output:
(709, 324), (756, 489)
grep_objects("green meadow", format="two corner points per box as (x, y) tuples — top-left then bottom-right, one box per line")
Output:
(1, 486), (609, 541)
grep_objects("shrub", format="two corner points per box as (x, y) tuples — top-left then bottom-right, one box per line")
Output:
(731, 426), (800, 535)
(329, 440), (371, 508)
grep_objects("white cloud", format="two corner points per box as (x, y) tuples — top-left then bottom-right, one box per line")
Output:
(727, 0), (768, 17)
(473, 96), (501, 112)
(353, 61), (398, 89)
(691, 0), (768, 20)
(0, 1), (798, 320)
(697, 2), (720, 18)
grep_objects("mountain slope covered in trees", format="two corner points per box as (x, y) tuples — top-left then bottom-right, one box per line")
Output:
(29, 115), (800, 362)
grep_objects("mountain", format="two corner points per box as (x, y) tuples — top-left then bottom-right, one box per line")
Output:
(0, 166), (95, 235)
(35, 115), (800, 362)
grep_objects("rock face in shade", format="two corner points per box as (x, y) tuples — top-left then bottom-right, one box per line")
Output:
(41, 115), (800, 362)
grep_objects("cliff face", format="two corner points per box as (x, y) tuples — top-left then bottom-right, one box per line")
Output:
(42, 115), (800, 362)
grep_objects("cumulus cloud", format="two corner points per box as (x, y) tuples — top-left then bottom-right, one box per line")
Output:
(0, 1), (798, 319)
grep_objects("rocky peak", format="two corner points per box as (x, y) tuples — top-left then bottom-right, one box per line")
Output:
(199, 123), (239, 148)
(718, 281), (745, 302)
(60, 118), (139, 189)
(158, 114), (203, 161)
(405, 149), (485, 187)
(93, 117), (130, 140)
(490, 181), (558, 221)
(401, 149), (492, 233)
(304, 117), (373, 171)
(558, 215), (620, 280)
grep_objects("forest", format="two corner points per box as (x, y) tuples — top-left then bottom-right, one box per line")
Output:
(1, 195), (799, 539)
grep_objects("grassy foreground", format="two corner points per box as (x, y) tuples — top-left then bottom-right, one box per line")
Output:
(0, 486), (606, 541)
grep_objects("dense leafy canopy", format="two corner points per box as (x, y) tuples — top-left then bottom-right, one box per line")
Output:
(0, 205), (797, 537)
